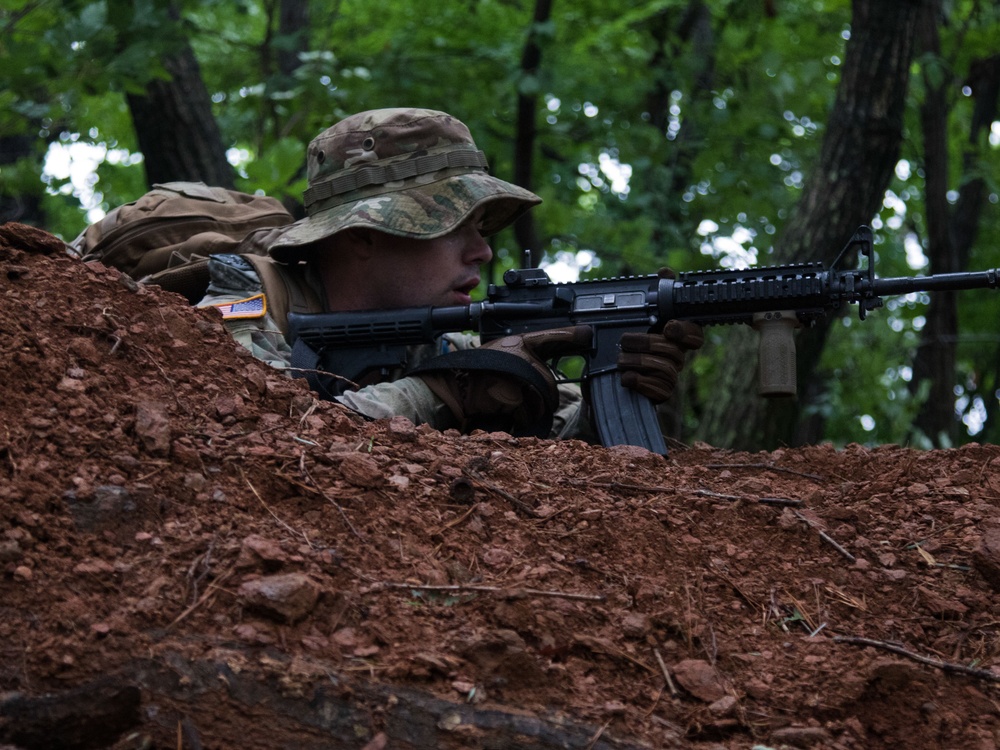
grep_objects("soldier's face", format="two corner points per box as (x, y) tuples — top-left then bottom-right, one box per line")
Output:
(365, 209), (492, 308)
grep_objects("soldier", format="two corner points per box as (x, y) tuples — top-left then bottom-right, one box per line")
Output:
(198, 108), (702, 439)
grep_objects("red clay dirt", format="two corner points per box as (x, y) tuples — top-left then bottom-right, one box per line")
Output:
(2, 221), (1000, 750)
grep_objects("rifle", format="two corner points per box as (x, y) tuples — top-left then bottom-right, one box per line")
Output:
(287, 226), (999, 455)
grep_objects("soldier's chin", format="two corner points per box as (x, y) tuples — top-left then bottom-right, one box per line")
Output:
(450, 290), (474, 305)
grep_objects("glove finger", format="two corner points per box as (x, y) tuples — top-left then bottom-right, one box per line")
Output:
(618, 336), (687, 367)
(656, 267), (677, 280)
(484, 376), (525, 409)
(521, 325), (593, 360)
(618, 351), (683, 375)
(419, 372), (467, 425)
(620, 370), (676, 403)
(618, 331), (652, 353)
(662, 320), (705, 350)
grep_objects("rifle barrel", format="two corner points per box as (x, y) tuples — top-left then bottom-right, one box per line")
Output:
(871, 270), (1000, 296)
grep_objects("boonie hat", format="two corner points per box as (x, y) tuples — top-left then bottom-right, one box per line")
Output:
(269, 108), (541, 262)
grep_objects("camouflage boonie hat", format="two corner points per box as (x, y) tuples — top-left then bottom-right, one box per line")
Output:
(269, 108), (541, 262)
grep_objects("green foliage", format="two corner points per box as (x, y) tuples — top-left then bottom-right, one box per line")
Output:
(811, 315), (932, 448)
(235, 136), (307, 202)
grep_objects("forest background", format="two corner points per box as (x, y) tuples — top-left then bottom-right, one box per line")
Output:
(1, 0), (999, 452)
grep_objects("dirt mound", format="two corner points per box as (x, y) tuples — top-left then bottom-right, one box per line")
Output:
(2, 221), (999, 749)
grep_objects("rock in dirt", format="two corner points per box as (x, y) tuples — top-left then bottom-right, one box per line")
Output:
(238, 572), (321, 624)
(236, 534), (290, 572)
(337, 452), (384, 488)
(133, 401), (172, 457)
(66, 485), (134, 532)
(671, 659), (728, 702)
(0, 222), (67, 255)
(972, 526), (1000, 591)
(770, 726), (832, 747)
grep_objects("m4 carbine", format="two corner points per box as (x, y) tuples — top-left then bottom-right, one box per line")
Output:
(287, 226), (999, 455)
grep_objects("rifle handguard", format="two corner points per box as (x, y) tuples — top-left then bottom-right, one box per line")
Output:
(752, 310), (801, 397)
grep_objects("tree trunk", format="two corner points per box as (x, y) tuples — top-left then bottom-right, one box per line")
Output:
(985, 345), (1000, 444)
(512, 0), (552, 267)
(643, 0), (716, 440)
(0, 135), (44, 226)
(278, 0), (310, 81)
(275, 0), (311, 218)
(694, 0), (921, 450)
(910, 40), (1000, 445)
(645, 0), (714, 251)
(126, 42), (236, 190)
(951, 54), (1000, 262)
(909, 0), (956, 445)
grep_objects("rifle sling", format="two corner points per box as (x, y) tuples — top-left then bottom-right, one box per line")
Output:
(409, 348), (557, 438)
(289, 341), (557, 438)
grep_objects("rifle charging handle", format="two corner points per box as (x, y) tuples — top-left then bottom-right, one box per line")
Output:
(752, 311), (801, 398)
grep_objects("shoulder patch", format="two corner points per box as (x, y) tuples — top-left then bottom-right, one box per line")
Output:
(210, 293), (267, 320)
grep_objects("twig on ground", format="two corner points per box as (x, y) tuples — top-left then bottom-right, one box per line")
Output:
(583, 719), (611, 750)
(178, 717), (204, 750)
(185, 540), (215, 606)
(365, 581), (606, 602)
(784, 590), (818, 632)
(793, 510), (856, 563)
(283, 367), (358, 391)
(693, 489), (803, 506)
(977, 456), (1000, 485)
(833, 636), (1000, 683)
(692, 489), (740, 501)
(758, 496), (804, 507)
(243, 470), (315, 548)
(708, 562), (763, 612)
(565, 480), (802, 507)
(825, 584), (868, 612)
(2, 435), (18, 476)
(704, 462), (825, 483)
(653, 647), (679, 697)
(300, 463), (365, 541)
(433, 504), (479, 534)
(563, 479), (676, 494)
(167, 565), (236, 630)
(706, 621), (718, 665)
(464, 466), (537, 517)
(135, 463), (169, 482)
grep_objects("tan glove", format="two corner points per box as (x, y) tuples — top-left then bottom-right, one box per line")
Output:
(418, 326), (593, 435)
(618, 268), (704, 403)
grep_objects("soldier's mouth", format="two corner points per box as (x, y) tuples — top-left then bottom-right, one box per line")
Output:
(451, 279), (480, 304)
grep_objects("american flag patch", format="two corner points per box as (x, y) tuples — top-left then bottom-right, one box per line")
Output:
(211, 294), (267, 320)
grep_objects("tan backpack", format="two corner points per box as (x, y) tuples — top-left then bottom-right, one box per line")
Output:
(68, 181), (293, 302)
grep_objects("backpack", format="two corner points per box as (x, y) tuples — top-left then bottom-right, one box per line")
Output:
(68, 181), (294, 302)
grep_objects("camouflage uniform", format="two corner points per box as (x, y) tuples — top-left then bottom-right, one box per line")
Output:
(199, 108), (589, 439)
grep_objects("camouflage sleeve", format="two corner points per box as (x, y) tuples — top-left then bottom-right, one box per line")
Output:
(196, 255), (293, 370)
(336, 378), (459, 429)
(441, 331), (478, 351)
